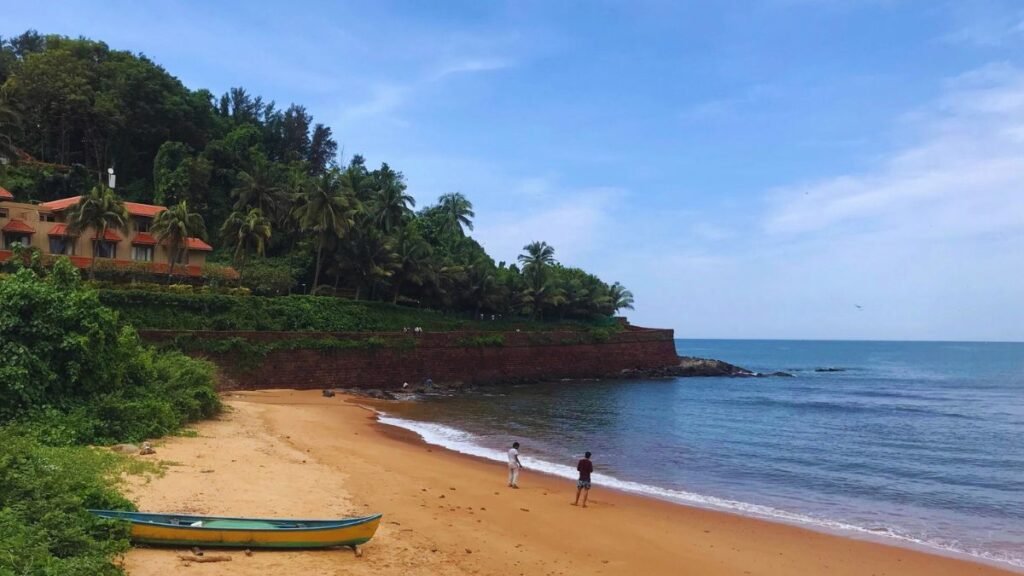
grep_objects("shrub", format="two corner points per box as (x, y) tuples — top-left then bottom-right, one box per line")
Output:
(0, 259), (221, 439)
(0, 430), (133, 576)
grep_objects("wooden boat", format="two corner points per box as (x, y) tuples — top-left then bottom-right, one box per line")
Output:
(88, 510), (382, 549)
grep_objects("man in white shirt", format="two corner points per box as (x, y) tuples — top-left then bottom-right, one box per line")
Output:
(507, 442), (522, 488)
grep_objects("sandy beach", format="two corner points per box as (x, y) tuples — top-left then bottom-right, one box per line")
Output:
(121, 390), (1018, 576)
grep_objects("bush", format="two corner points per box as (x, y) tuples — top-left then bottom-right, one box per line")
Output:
(239, 257), (297, 296)
(0, 259), (222, 574)
(0, 258), (221, 439)
(0, 430), (133, 576)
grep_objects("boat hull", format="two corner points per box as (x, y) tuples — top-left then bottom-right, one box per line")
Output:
(89, 510), (381, 549)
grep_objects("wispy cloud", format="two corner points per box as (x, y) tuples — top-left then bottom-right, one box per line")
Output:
(679, 84), (780, 123)
(943, 3), (1024, 47)
(340, 84), (410, 123)
(764, 63), (1024, 239)
(475, 186), (624, 266)
(431, 57), (513, 81)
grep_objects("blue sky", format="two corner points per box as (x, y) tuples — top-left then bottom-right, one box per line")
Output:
(6, 0), (1024, 341)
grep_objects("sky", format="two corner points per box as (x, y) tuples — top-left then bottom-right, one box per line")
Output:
(5, 0), (1024, 341)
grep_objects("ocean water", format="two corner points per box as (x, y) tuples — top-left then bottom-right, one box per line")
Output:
(377, 339), (1024, 570)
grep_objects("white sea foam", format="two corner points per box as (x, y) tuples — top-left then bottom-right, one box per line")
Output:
(376, 413), (1024, 571)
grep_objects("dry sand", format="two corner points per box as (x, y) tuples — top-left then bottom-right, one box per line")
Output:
(122, 390), (1018, 576)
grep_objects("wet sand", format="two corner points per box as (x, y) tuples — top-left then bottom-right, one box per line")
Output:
(122, 390), (1019, 575)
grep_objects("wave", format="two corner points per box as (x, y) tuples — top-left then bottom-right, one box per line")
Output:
(376, 413), (1024, 570)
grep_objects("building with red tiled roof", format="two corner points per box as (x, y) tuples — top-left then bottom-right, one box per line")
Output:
(0, 194), (234, 280)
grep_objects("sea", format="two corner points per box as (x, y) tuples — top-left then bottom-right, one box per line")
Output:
(377, 340), (1024, 570)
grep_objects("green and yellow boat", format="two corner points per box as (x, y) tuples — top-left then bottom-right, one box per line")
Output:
(89, 510), (382, 549)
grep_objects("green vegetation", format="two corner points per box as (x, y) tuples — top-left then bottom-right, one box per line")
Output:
(0, 31), (635, 322)
(455, 334), (507, 348)
(0, 258), (221, 574)
(161, 335), (417, 371)
(96, 289), (617, 333)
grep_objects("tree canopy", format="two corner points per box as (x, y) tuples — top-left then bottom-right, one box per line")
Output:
(0, 31), (635, 320)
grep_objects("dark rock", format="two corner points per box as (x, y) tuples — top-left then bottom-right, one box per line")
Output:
(322, 389), (336, 397)
(814, 367), (846, 372)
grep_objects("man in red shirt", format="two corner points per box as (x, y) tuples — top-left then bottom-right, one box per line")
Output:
(573, 451), (593, 507)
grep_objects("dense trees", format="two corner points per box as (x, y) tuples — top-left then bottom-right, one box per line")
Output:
(0, 31), (634, 321)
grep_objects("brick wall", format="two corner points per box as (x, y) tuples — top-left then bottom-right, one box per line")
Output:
(138, 328), (680, 390)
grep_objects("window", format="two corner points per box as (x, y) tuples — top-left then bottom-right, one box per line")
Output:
(132, 245), (153, 262)
(40, 213), (57, 223)
(0, 208), (8, 218)
(94, 240), (117, 259)
(49, 237), (74, 255)
(135, 218), (151, 232)
(4, 234), (30, 249)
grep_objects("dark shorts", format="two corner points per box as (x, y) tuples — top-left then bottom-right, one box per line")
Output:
(577, 480), (591, 489)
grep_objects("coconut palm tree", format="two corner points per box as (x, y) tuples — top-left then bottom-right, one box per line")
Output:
(518, 241), (556, 289)
(389, 226), (433, 304)
(66, 185), (129, 279)
(152, 201), (207, 278)
(608, 281), (635, 313)
(438, 192), (475, 236)
(232, 155), (286, 218)
(293, 170), (355, 293)
(220, 207), (272, 275)
(336, 217), (400, 300)
(373, 163), (415, 232)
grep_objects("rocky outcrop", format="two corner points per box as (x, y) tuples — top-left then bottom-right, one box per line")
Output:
(617, 356), (793, 379)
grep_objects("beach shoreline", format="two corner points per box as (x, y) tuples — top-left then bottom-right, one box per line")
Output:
(122, 389), (1020, 576)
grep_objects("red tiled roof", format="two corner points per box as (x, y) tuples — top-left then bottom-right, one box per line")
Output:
(48, 223), (72, 236)
(0, 186), (13, 200)
(186, 237), (213, 251)
(2, 219), (35, 234)
(39, 196), (80, 211)
(132, 232), (158, 245)
(125, 202), (165, 218)
(95, 229), (122, 242)
(40, 196), (166, 218)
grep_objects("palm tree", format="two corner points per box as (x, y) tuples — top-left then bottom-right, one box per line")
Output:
(438, 192), (475, 236)
(337, 219), (400, 300)
(293, 170), (355, 293)
(0, 93), (19, 163)
(220, 207), (272, 275)
(373, 163), (415, 232)
(152, 201), (207, 278)
(390, 226), (433, 304)
(232, 155), (286, 218)
(466, 260), (499, 318)
(608, 282), (635, 313)
(517, 242), (559, 320)
(66, 185), (129, 279)
(518, 241), (556, 270)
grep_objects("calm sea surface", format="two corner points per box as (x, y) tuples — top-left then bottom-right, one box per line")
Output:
(378, 340), (1024, 569)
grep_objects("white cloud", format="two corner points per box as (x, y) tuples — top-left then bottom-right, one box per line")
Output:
(679, 84), (780, 123)
(474, 187), (624, 266)
(432, 58), (513, 80)
(340, 84), (410, 123)
(764, 64), (1024, 240)
(621, 62), (1024, 340)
